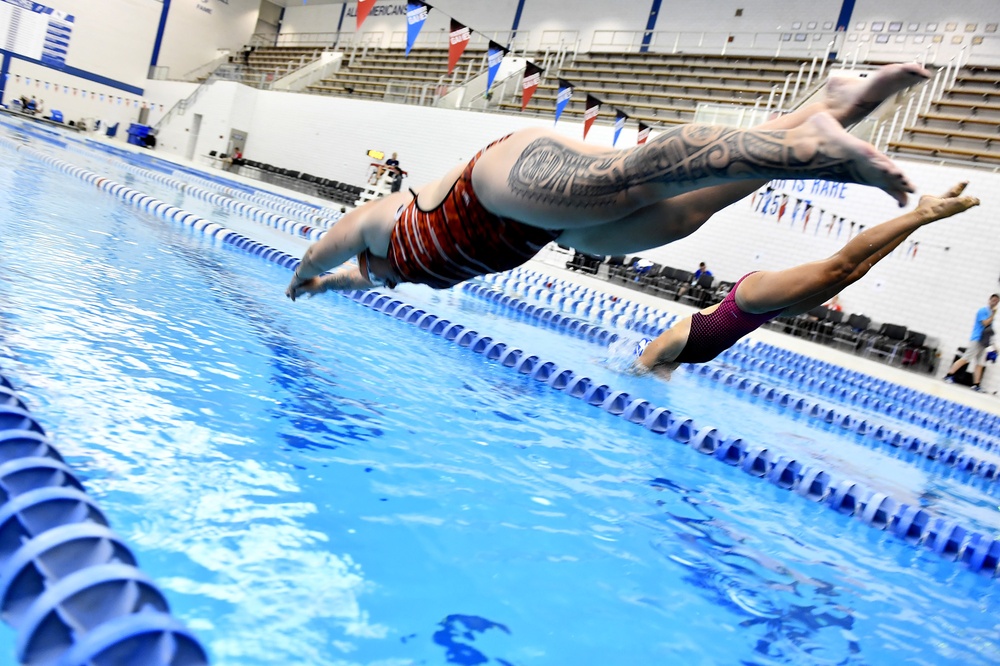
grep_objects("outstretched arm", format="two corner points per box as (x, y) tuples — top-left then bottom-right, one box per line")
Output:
(285, 196), (399, 301)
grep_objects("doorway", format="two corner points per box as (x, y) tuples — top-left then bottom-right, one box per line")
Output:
(185, 113), (202, 161)
(228, 129), (248, 158)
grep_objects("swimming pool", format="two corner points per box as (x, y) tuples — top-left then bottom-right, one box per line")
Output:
(0, 117), (998, 665)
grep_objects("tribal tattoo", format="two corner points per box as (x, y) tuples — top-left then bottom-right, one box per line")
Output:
(506, 125), (865, 209)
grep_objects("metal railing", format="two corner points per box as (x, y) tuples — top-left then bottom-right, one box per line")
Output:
(589, 29), (841, 58)
(384, 29), (530, 54)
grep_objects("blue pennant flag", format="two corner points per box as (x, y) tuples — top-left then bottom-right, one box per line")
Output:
(406, 1), (430, 56)
(613, 109), (628, 147)
(486, 41), (506, 91)
(554, 79), (574, 124)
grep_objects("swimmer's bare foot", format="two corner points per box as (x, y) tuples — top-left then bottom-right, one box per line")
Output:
(916, 181), (980, 221)
(795, 112), (914, 206)
(825, 63), (931, 127)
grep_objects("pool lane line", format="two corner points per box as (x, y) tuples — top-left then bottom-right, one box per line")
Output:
(491, 268), (1000, 450)
(0, 378), (209, 664)
(462, 279), (1000, 495)
(478, 270), (1000, 456)
(3, 135), (999, 578)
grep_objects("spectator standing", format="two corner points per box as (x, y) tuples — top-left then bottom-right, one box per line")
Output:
(944, 293), (999, 391)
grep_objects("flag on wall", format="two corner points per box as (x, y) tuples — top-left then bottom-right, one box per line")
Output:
(357, 0), (376, 30)
(405, 1), (430, 55)
(521, 62), (542, 111)
(485, 40), (506, 91)
(447, 19), (471, 74)
(637, 121), (650, 145)
(554, 79), (573, 124)
(613, 109), (628, 146)
(583, 94), (600, 140)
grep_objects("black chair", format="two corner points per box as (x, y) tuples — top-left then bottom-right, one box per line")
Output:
(209, 150), (217, 157)
(865, 323), (909, 364)
(791, 306), (831, 339)
(679, 273), (716, 307)
(832, 314), (872, 352)
(816, 309), (844, 343)
(648, 266), (678, 297)
(900, 331), (932, 371)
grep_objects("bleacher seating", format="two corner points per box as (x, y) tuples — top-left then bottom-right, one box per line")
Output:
(230, 45), (330, 87)
(306, 48), (487, 101)
(889, 65), (1000, 165)
(500, 52), (812, 125)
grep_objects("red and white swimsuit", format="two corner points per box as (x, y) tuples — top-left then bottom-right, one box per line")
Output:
(358, 135), (560, 290)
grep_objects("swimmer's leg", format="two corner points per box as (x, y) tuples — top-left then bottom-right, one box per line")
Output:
(559, 63), (930, 255)
(736, 183), (978, 315)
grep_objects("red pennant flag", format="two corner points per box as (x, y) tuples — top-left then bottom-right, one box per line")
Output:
(521, 62), (542, 111)
(447, 19), (471, 74)
(583, 94), (600, 140)
(357, 0), (375, 30)
(637, 121), (650, 145)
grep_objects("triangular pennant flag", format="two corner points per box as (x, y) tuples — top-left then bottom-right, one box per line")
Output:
(521, 62), (542, 111)
(613, 109), (628, 147)
(583, 94), (601, 140)
(554, 79), (574, 124)
(486, 40), (506, 91)
(405, 1), (430, 56)
(637, 121), (650, 145)
(447, 19), (471, 74)
(357, 0), (376, 30)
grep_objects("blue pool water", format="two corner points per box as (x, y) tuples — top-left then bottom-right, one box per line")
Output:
(0, 120), (998, 665)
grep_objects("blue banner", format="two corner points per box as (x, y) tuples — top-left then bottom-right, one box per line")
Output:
(405, 1), (430, 56)
(554, 78), (573, 124)
(486, 40), (505, 91)
(613, 109), (627, 146)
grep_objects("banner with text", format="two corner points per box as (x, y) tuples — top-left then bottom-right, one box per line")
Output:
(583, 94), (600, 140)
(486, 40), (506, 91)
(405, 1), (430, 56)
(613, 109), (628, 146)
(637, 121), (650, 145)
(521, 62), (542, 111)
(554, 79), (573, 124)
(447, 19), (471, 74)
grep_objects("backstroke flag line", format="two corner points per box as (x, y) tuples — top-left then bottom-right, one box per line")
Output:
(521, 62), (542, 111)
(406, 1), (430, 56)
(554, 79), (573, 124)
(357, 0), (375, 29)
(583, 94), (600, 140)
(613, 109), (628, 146)
(447, 19), (471, 74)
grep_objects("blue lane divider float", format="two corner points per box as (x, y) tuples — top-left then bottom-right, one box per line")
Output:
(3, 133), (998, 581)
(489, 266), (1000, 454)
(465, 277), (1000, 494)
(0, 378), (208, 665)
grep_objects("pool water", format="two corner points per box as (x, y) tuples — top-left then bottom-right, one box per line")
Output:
(0, 121), (998, 665)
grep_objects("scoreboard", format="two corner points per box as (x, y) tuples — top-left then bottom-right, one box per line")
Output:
(0, 0), (73, 68)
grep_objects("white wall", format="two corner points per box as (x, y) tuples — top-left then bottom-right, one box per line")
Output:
(278, 0), (1000, 63)
(158, 0), (260, 78)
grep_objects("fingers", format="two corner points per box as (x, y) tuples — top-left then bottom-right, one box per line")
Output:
(944, 181), (969, 198)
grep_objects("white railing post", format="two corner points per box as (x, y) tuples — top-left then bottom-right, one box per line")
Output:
(673, 33), (680, 54)
(885, 107), (902, 149)
(806, 56), (817, 90)
(778, 73), (791, 111)
(791, 62), (805, 104)
(898, 98), (915, 137)
(874, 124), (886, 151)
(818, 41), (833, 80)
(766, 85), (777, 113)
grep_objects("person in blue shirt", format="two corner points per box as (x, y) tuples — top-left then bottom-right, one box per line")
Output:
(944, 293), (999, 391)
(676, 261), (713, 301)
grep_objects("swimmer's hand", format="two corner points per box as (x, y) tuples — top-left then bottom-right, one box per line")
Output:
(286, 266), (374, 301)
(285, 275), (325, 301)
